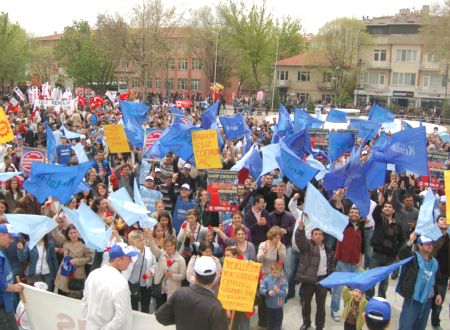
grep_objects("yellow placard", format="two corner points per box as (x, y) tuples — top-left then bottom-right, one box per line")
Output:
(218, 257), (261, 312)
(444, 171), (450, 224)
(191, 129), (222, 169)
(103, 124), (131, 153)
(0, 107), (14, 144)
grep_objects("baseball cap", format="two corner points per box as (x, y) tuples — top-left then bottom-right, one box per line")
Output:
(80, 134), (86, 140)
(155, 167), (162, 173)
(0, 224), (19, 238)
(417, 235), (434, 245)
(109, 243), (138, 259)
(145, 175), (154, 181)
(365, 297), (391, 321)
(183, 163), (191, 170)
(181, 183), (191, 190)
(194, 256), (217, 276)
(439, 195), (446, 203)
(61, 256), (76, 276)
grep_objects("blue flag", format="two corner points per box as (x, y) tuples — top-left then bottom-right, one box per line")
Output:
(401, 120), (413, 130)
(366, 160), (387, 190)
(304, 183), (349, 241)
(319, 257), (414, 291)
(247, 148), (263, 180)
(373, 126), (428, 176)
(90, 112), (98, 126)
(108, 187), (153, 227)
(283, 129), (313, 159)
(326, 109), (347, 123)
(62, 203), (112, 252)
(243, 121), (253, 153)
(202, 101), (220, 129)
(6, 214), (57, 249)
(328, 131), (355, 162)
(257, 143), (281, 180)
(368, 103), (395, 123)
(62, 126), (82, 139)
(121, 107), (145, 148)
(294, 108), (324, 131)
(45, 122), (56, 164)
(23, 161), (95, 204)
(276, 141), (318, 189)
(415, 188), (443, 241)
(0, 172), (22, 182)
(173, 114), (193, 125)
(73, 180), (93, 195)
(348, 119), (382, 140)
(210, 122), (224, 150)
(170, 107), (184, 115)
(272, 104), (294, 143)
(306, 155), (328, 181)
(119, 101), (148, 124)
(139, 159), (151, 186)
(219, 114), (245, 140)
(133, 179), (158, 228)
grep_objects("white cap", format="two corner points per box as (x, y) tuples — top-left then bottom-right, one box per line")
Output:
(194, 256), (217, 276)
(183, 163), (191, 170)
(80, 134), (86, 139)
(181, 183), (191, 190)
(145, 175), (154, 181)
(155, 167), (162, 173)
(440, 195), (446, 203)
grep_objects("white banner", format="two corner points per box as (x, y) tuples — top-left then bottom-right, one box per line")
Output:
(14, 87), (26, 101)
(41, 82), (50, 98)
(21, 284), (174, 330)
(105, 91), (117, 103)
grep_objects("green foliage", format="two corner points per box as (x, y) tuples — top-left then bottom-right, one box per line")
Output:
(420, 1), (450, 63)
(307, 100), (315, 111)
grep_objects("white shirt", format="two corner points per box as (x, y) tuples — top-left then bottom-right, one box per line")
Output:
(36, 243), (50, 275)
(82, 264), (132, 330)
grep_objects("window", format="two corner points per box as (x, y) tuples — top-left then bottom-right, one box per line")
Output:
(168, 58), (175, 70)
(277, 71), (288, 80)
(178, 58), (187, 70)
(165, 79), (174, 90)
(131, 77), (139, 88)
(148, 79), (152, 89)
(362, 72), (385, 85)
(322, 94), (333, 103)
(192, 59), (201, 71)
(392, 72), (416, 86)
(191, 79), (200, 91)
(323, 72), (332, 83)
(423, 74), (443, 87)
(297, 93), (309, 102)
(373, 49), (387, 62)
(155, 78), (161, 89)
(179, 41), (186, 49)
(178, 78), (188, 90)
(395, 49), (417, 62)
(297, 71), (310, 82)
(425, 53), (439, 63)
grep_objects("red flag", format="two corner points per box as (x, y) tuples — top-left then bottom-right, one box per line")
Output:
(78, 96), (86, 107)
(119, 93), (129, 101)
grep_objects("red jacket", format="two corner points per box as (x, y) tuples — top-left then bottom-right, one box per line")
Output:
(335, 222), (364, 265)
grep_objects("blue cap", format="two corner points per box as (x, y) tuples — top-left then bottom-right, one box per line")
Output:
(0, 224), (19, 238)
(109, 243), (138, 260)
(417, 235), (434, 245)
(365, 297), (391, 321)
(61, 256), (76, 276)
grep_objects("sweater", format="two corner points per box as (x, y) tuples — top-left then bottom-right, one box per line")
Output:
(335, 222), (364, 265)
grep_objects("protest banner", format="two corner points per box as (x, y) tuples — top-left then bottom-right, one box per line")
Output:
(144, 128), (164, 157)
(206, 170), (239, 212)
(418, 176), (444, 190)
(103, 124), (131, 153)
(308, 128), (329, 150)
(218, 257), (261, 312)
(427, 151), (449, 179)
(21, 283), (171, 330)
(175, 99), (192, 108)
(445, 171), (450, 224)
(20, 147), (47, 175)
(191, 130), (222, 169)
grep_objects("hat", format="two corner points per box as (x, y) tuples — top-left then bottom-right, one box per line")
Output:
(361, 150), (368, 155)
(183, 163), (191, 170)
(194, 256), (217, 276)
(60, 256), (76, 276)
(181, 183), (191, 190)
(109, 243), (138, 259)
(0, 224), (18, 238)
(80, 134), (86, 139)
(418, 235), (434, 245)
(145, 175), (154, 181)
(155, 167), (162, 173)
(439, 195), (446, 203)
(365, 297), (391, 321)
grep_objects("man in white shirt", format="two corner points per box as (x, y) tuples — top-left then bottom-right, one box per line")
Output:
(82, 243), (137, 330)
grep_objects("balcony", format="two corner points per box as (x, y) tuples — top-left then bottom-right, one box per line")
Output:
(360, 83), (387, 91)
(277, 80), (290, 88)
(420, 62), (441, 70)
(366, 62), (391, 70)
(317, 81), (335, 91)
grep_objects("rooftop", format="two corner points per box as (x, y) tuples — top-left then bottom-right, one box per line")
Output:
(275, 52), (329, 67)
(363, 6), (430, 26)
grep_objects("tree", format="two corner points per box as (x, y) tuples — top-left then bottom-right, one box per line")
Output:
(420, 1), (450, 62)
(29, 43), (55, 83)
(0, 13), (30, 87)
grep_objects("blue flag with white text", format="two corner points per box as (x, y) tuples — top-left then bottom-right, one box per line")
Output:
(219, 114), (245, 140)
(294, 108), (324, 131)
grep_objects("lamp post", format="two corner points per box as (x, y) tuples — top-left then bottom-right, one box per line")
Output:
(271, 36), (280, 112)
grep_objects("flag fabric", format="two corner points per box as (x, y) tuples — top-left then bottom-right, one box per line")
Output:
(235, 147), (263, 180)
(133, 179), (158, 228)
(121, 104), (145, 148)
(304, 183), (349, 241)
(72, 143), (89, 163)
(219, 114), (245, 140)
(210, 122), (224, 150)
(368, 103), (395, 123)
(108, 187), (154, 227)
(283, 129), (313, 159)
(243, 121), (253, 154)
(401, 120), (413, 130)
(62, 126), (82, 140)
(0, 172), (23, 182)
(415, 188), (443, 241)
(326, 109), (347, 123)
(366, 160), (387, 190)
(73, 180), (92, 195)
(45, 122), (56, 164)
(294, 108), (324, 131)
(23, 161), (95, 204)
(348, 119), (381, 140)
(119, 101), (148, 124)
(62, 203), (112, 252)
(328, 131), (355, 162)
(201, 101), (220, 129)
(5, 214), (57, 249)
(276, 141), (318, 189)
(306, 155), (328, 181)
(258, 143), (281, 180)
(372, 126), (428, 176)
(169, 107), (184, 115)
(173, 114), (193, 125)
(272, 104), (294, 143)
(139, 159), (151, 185)
(0, 107), (14, 144)
(372, 131), (389, 150)
(319, 257), (414, 291)
(90, 113), (98, 126)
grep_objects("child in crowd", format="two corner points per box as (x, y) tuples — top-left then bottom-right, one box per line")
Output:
(259, 261), (288, 330)
(342, 287), (367, 330)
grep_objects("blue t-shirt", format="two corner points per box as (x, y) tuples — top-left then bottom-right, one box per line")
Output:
(140, 187), (163, 213)
(0, 250), (14, 312)
(56, 144), (72, 165)
(173, 197), (197, 233)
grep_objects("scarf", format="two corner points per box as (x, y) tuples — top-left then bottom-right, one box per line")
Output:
(412, 251), (438, 304)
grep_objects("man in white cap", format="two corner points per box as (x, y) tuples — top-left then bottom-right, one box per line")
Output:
(140, 175), (162, 213)
(0, 224), (23, 330)
(169, 177), (197, 233)
(156, 256), (227, 330)
(82, 243), (137, 330)
(397, 233), (442, 330)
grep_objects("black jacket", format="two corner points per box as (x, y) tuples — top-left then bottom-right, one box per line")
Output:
(155, 284), (228, 330)
(370, 205), (405, 258)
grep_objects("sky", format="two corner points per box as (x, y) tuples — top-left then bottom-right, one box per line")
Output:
(1, 0), (444, 37)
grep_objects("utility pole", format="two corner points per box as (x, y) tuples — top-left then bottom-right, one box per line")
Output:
(271, 36), (279, 112)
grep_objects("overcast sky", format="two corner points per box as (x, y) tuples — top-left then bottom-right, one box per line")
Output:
(2, 0), (443, 36)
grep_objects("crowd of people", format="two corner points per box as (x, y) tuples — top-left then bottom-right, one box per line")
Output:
(0, 89), (449, 330)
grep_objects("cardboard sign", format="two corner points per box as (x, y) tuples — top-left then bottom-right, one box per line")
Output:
(308, 128), (329, 150)
(206, 170), (239, 212)
(103, 124), (131, 153)
(218, 257), (262, 312)
(20, 147), (47, 175)
(427, 151), (449, 180)
(191, 130), (222, 169)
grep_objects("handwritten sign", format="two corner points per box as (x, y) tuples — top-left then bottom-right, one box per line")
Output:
(103, 124), (131, 153)
(191, 130), (222, 169)
(218, 257), (261, 312)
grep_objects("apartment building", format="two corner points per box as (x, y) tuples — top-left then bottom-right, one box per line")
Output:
(356, 6), (449, 111)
